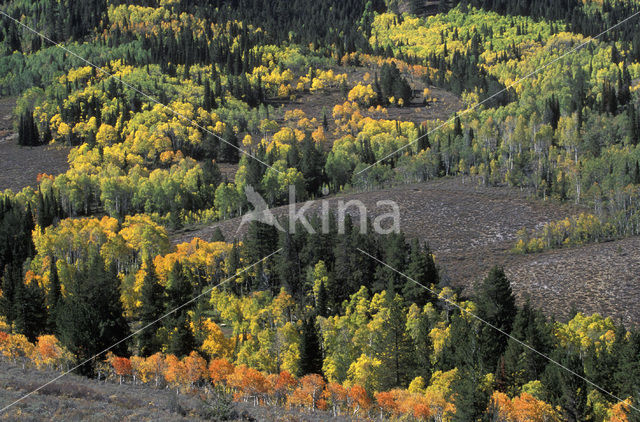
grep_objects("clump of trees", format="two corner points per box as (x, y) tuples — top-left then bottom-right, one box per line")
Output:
(377, 62), (412, 106)
(17, 108), (41, 146)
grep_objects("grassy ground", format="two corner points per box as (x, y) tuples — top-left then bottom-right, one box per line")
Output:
(0, 362), (353, 421)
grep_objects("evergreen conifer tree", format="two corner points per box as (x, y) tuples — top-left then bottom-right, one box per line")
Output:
(298, 317), (323, 377)
(0, 264), (19, 329)
(56, 251), (130, 374)
(316, 280), (328, 317)
(219, 125), (240, 163)
(18, 108), (40, 147)
(475, 266), (517, 374)
(542, 349), (594, 422)
(403, 239), (438, 306)
(13, 278), (47, 342)
(137, 261), (165, 356)
(45, 258), (61, 334)
(210, 227), (226, 242)
(501, 300), (553, 394)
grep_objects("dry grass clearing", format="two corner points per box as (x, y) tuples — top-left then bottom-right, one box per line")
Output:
(504, 237), (640, 326)
(0, 140), (71, 193)
(0, 361), (350, 421)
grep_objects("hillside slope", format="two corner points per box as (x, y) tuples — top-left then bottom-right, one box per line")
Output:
(0, 362), (349, 422)
(174, 178), (640, 324)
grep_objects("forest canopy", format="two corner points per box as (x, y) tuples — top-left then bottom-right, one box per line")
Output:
(1, 0), (640, 420)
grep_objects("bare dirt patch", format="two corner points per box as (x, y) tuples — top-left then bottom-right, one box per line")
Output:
(0, 96), (15, 135)
(503, 238), (640, 326)
(0, 140), (71, 193)
(217, 162), (239, 182)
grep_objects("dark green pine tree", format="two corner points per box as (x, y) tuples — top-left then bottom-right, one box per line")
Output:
(542, 348), (594, 422)
(18, 108), (40, 147)
(299, 133), (326, 196)
(437, 312), (480, 372)
(46, 258), (61, 334)
(628, 104), (639, 146)
(244, 220), (279, 263)
(276, 230), (302, 298)
(417, 131), (430, 152)
(41, 121), (52, 144)
(219, 124), (240, 163)
(256, 74), (264, 103)
(203, 78), (217, 111)
(36, 189), (48, 228)
(331, 216), (367, 307)
(633, 161), (640, 185)
(374, 72), (384, 105)
(583, 329), (619, 394)
(300, 214), (337, 271)
(315, 280), (328, 317)
(298, 317), (323, 377)
(403, 239), (439, 306)
(340, 78), (349, 99)
(286, 138), (300, 169)
(475, 266), (517, 374)
(5, 23), (21, 53)
(244, 144), (266, 188)
(167, 314), (196, 358)
(13, 277), (48, 342)
(210, 227), (226, 242)
(613, 329), (640, 407)
(358, 138), (376, 165)
(544, 94), (561, 130)
(56, 251), (130, 374)
(453, 115), (463, 138)
(439, 314), (489, 420)
(330, 234), (354, 309)
(378, 293), (414, 388)
(373, 232), (408, 294)
(36, 187), (61, 228)
(330, 214), (376, 304)
(500, 300), (553, 394)
(22, 203), (35, 259)
(164, 262), (196, 357)
(617, 69), (631, 107)
(226, 241), (244, 295)
(165, 262), (191, 311)
(137, 261), (165, 356)
(406, 304), (433, 381)
(451, 367), (490, 422)
(0, 264), (21, 330)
